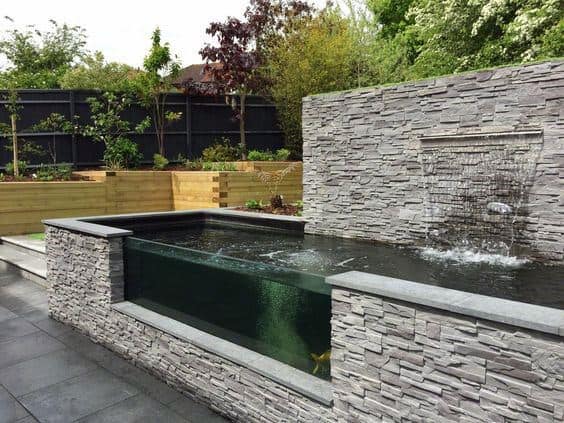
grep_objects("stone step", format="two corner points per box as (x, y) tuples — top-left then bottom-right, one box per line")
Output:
(0, 241), (47, 287)
(1, 235), (46, 259)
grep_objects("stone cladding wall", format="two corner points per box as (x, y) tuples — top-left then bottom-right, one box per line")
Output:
(331, 288), (564, 422)
(302, 61), (564, 262)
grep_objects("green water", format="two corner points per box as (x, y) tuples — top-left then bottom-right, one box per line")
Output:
(124, 238), (331, 380)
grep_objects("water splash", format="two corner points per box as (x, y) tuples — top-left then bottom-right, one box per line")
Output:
(419, 247), (529, 268)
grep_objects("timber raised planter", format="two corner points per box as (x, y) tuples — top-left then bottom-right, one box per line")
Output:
(0, 162), (302, 235)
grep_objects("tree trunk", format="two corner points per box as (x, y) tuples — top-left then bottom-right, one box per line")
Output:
(11, 114), (18, 177)
(239, 93), (247, 160)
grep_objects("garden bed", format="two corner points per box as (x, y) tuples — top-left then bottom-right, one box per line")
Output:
(0, 162), (303, 235)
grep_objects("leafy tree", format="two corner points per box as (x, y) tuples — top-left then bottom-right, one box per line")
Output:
(264, 8), (356, 156)
(0, 18), (87, 88)
(59, 52), (141, 92)
(0, 90), (46, 175)
(30, 113), (76, 164)
(366, 0), (563, 84)
(195, 0), (313, 160)
(135, 28), (181, 157)
(83, 92), (150, 169)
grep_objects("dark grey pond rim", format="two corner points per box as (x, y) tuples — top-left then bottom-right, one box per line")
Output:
(327, 271), (564, 337)
(111, 301), (333, 406)
(43, 208), (305, 238)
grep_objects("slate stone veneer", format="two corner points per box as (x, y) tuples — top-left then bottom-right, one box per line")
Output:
(45, 227), (333, 422)
(330, 287), (564, 422)
(302, 61), (564, 263)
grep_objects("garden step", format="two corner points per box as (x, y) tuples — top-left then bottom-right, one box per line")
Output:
(0, 243), (47, 288)
(0, 236), (46, 259)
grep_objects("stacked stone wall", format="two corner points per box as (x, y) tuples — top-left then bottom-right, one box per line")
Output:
(302, 61), (564, 262)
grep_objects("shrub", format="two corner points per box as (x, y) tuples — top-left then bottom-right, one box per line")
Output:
(202, 161), (237, 171)
(247, 148), (292, 161)
(248, 150), (273, 161)
(185, 159), (203, 171)
(0, 173), (4, 182)
(83, 92), (149, 170)
(153, 153), (169, 170)
(245, 199), (264, 209)
(5, 160), (27, 176)
(103, 137), (142, 170)
(35, 163), (73, 181)
(202, 138), (241, 162)
(274, 148), (291, 161)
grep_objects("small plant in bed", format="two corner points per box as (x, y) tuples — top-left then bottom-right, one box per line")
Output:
(239, 198), (303, 216)
(152, 153), (169, 170)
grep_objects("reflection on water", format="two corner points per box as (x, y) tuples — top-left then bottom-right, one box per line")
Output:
(136, 222), (564, 309)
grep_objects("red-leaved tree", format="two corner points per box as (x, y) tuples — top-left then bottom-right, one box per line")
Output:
(185, 0), (313, 160)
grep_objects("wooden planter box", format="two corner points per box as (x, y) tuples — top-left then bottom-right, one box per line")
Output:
(0, 162), (302, 235)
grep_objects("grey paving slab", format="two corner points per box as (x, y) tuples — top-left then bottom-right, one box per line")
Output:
(0, 305), (17, 323)
(77, 393), (189, 423)
(31, 318), (73, 339)
(0, 348), (98, 397)
(0, 385), (31, 423)
(18, 368), (139, 423)
(0, 318), (39, 342)
(20, 308), (50, 323)
(169, 396), (230, 423)
(57, 330), (121, 364)
(99, 355), (183, 405)
(0, 331), (65, 369)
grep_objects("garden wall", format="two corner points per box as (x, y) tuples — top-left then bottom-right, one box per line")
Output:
(0, 163), (303, 235)
(45, 226), (333, 423)
(327, 272), (564, 422)
(302, 60), (564, 263)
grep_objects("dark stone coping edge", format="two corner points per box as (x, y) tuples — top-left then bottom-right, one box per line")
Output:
(43, 208), (305, 238)
(326, 271), (564, 337)
(111, 301), (333, 406)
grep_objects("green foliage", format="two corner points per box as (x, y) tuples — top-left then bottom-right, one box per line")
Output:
(247, 150), (274, 161)
(201, 138), (241, 162)
(245, 199), (264, 209)
(366, 0), (563, 84)
(0, 18), (87, 88)
(83, 92), (148, 169)
(152, 153), (169, 170)
(0, 173), (4, 182)
(247, 148), (292, 161)
(184, 159), (203, 171)
(135, 28), (181, 156)
(59, 52), (141, 92)
(30, 112), (76, 163)
(5, 160), (27, 176)
(263, 9), (356, 157)
(201, 161), (237, 171)
(34, 163), (73, 181)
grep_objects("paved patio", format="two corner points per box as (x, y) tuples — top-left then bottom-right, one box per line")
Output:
(0, 269), (229, 423)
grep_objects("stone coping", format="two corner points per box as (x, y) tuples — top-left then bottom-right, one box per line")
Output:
(111, 301), (333, 406)
(326, 271), (564, 336)
(43, 208), (305, 238)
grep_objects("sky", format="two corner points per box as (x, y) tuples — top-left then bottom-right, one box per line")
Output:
(0, 0), (331, 69)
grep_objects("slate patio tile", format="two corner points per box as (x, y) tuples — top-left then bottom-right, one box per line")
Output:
(0, 385), (30, 423)
(18, 368), (139, 423)
(77, 393), (189, 423)
(0, 305), (17, 323)
(99, 355), (183, 405)
(0, 318), (39, 342)
(169, 396), (231, 423)
(0, 348), (98, 397)
(0, 331), (65, 369)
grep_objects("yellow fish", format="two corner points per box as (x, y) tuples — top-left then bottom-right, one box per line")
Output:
(310, 350), (331, 374)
